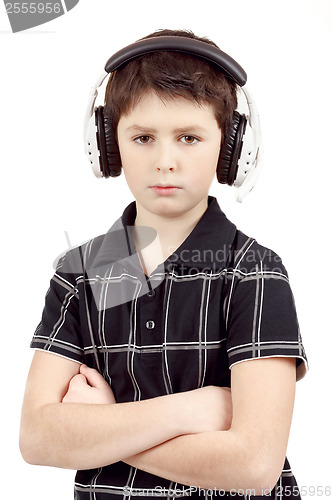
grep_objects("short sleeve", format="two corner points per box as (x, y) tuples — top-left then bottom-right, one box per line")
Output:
(30, 249), (84, 364)
(226, 246), (308, 381)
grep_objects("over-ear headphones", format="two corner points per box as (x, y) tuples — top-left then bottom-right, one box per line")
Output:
(84, 36), (262, 202)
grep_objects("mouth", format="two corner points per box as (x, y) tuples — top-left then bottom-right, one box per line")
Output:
(149, 185), (182, 195)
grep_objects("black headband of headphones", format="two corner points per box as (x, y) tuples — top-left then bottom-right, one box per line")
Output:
(104, 36), (247, 87)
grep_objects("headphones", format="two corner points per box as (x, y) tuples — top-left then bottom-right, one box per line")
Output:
(84, 36), (262, 202)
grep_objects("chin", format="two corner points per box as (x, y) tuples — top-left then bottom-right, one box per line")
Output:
(147, 199), (184, 217)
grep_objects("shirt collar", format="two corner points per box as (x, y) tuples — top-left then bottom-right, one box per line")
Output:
(95, 196), (237, 273)
(164, 196), (237, 271)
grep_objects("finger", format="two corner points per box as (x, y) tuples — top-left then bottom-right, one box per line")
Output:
(69, 373), (89, 388)
(80, 364), (108, 389)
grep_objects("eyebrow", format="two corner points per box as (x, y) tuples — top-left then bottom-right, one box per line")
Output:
(126, 125), (207, 134)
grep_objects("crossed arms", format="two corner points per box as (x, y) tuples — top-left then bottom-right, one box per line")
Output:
(19, 350), (296, 494)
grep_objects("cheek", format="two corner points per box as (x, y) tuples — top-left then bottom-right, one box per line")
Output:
(122, 165), (138, 190)
(117, 133), (136, 168)
(118, 145), (140, 179)
(193, 145), (220, 176)
(208, 143), (222, 175)
(117, 141), (129, 167)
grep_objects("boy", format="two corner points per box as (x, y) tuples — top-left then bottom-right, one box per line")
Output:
(20, 29), (308, 499)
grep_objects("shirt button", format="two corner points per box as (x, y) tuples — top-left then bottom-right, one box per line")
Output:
(146, 320), (155, 330)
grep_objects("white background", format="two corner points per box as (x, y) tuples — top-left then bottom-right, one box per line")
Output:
(1, 0), (332, 497)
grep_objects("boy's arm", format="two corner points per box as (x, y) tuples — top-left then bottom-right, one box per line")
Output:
(19, 350), (230, 470)
(122, 357), (296, 494)
(55, 356), (295, 494)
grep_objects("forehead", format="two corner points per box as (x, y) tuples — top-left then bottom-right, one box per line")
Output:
(118, 91), (218, 129)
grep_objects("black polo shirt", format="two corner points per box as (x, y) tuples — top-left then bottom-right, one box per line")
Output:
(31, 196), (308, 499)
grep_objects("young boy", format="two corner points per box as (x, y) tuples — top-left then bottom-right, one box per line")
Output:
(20, 29), (308, 499)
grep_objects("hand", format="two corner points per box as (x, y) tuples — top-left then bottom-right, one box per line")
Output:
(62, 364), (116, 405)
(178, 385), (232, 434)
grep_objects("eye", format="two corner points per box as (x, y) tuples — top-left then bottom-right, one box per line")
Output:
(134, 135), (152, 145)
(180, 135), (199, 145)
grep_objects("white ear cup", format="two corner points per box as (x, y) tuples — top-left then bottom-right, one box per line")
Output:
(83, 71), (109, 177)
(85, 114), (103, 178)
(234, 120), (255, 188)
(236, 146), (263, 202)
(233, 85), (262, 201)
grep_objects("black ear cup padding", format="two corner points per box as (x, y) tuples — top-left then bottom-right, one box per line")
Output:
(103, 114), (122, 178)
(217, 111), (247, 185)
(95, 106), (109, 178)
(95, 106), (122, 178)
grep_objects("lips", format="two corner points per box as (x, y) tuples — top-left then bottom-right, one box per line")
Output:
(151, 185), (180, 188)
(150, 185), (181, 195)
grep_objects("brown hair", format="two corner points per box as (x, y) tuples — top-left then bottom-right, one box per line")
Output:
(104, 29), (238, 140)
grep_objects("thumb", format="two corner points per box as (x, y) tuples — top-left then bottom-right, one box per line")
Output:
(80, 364), (108, 389)
(68, 373), (89, 388)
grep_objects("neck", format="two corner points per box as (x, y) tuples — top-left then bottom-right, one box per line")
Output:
(134, 198), (209, 260)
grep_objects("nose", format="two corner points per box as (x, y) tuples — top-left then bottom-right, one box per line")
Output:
(155, 142), (177, 172)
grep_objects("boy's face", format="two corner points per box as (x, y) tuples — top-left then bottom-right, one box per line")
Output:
(117, 92), (222, 221)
